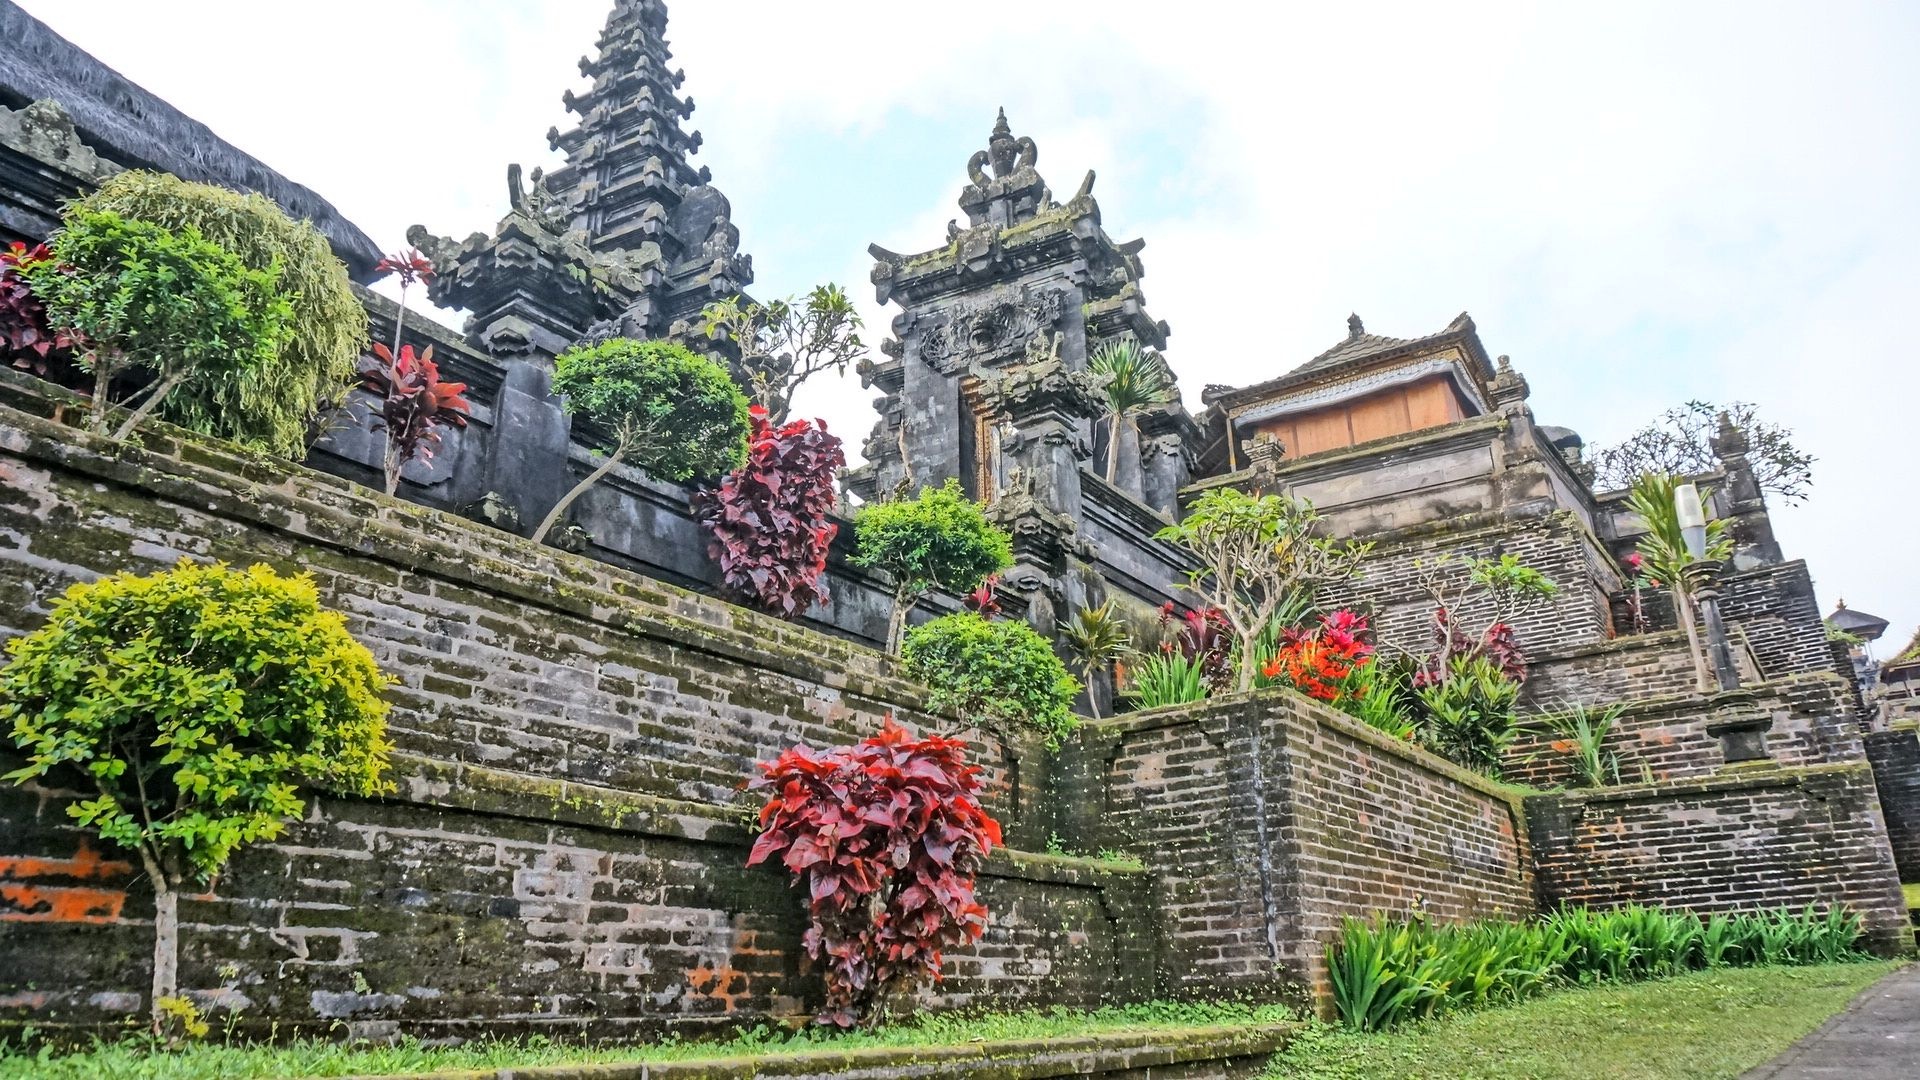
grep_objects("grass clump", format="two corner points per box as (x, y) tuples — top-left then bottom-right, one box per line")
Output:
(1267, 960), (1899, 1079)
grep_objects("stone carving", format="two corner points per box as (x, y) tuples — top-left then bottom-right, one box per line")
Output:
(506, 163), (571, 235)
(0, 99), (117, 183)
(918, 288), (1067, 373)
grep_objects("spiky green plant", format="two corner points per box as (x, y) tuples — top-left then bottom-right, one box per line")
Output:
(1533, 700), (1626, 787)
(1125, 649), (1210, 710)
(1087, 339), (1174, 483)
(1059, 601), (1131, 718)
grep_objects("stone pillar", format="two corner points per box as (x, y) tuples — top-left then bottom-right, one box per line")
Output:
(1712, 412), (1785, 569)
(984, 358), (1104, 633)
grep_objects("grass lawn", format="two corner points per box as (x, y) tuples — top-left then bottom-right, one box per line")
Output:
(1903, 882), (1920, 912)
(1262, 960), (1901, 1080)
(0, 1001), (1289, 1080)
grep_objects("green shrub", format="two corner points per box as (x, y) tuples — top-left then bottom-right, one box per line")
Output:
(25, 208), (293, 441)
(72, 171), (366, 457)
(0, 560), (393, 1034)
(534, 338), (751, 543)
(902, 612), (1080, 743)
(851, 479), (1013, 653)
(1125, 649), (1212, 710)
(1329, 904), (1866, 1032)
(1413, 655), (1520, 774)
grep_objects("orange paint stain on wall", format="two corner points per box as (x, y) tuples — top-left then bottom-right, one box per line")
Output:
(0, 841), (134, 923)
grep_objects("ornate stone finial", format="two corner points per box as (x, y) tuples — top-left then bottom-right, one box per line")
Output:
(1497, 354), (1513, 374)
(993, 106), (1012, 139)
(1347, 313), (1365, 339)
(1712, 409), (1750, 458)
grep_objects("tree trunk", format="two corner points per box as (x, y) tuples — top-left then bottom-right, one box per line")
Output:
(532, 446), (626, 543)
(113, 370), (187, 441)
(1239, 632), (1260, 694)
(90, 361), (113, 433)
(383, 437), (404, 496)
(139, 847), (179, 1037)
(885, 588), (914, 656)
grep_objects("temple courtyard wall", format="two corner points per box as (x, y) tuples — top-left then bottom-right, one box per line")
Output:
(0, 390), (1909, 1042)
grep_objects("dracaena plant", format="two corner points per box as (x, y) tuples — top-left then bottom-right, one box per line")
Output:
(1, 241), (85, 378)
(692, 407), (846, 618)
(373, 247), (434, 360)
(747, 720), (1001, 1028)
(359, 343), (473, 495)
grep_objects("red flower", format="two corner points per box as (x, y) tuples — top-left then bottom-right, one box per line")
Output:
(373, 248), (435, 288)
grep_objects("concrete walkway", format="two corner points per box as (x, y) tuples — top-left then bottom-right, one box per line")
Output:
(1742, 965), (1920, 1078)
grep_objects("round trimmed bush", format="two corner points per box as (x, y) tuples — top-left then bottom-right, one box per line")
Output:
(902, 611), (1080, 744)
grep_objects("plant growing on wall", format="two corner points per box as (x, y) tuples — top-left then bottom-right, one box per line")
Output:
(1588, 400), (1813, 505)
(372, 247), (434, 360)
(0, 561), (393, 1037)
(850, 479), (1013, 654)
(1628, 472), (1733, 691)
(74, 171), (367, 458)
(1532, 700), (1625, 787)
(535, 338), (752, 544)
(1260, 611), (1417, 740)
(1, 241), (84, 378)
(1412, 654), (1521, 773)
(901, 612), (1081, 743)
(1156, 488), (1370, 693)
(359, 343), (473, 495)
(1059, 600), (1130, 718)
(747, 720), (1001, 1028)
(699, 284), (866, 425)
(1410, 553), (1559, 685)
(1159, 602), (1239, 693)
(692, 407), (847, 618)
(23, 209), (294, 440)
(1124, 649), (1212, 710)
(1087, 340), (1175, 483)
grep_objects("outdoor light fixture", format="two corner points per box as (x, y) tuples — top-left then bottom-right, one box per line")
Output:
(1675, 481), (1743, 697)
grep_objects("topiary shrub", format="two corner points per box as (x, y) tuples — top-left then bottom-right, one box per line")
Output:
(747, 720), (1001, 1027)
(902, 612), (1081, 743)
(535, 338), (751, 543)
(692, 407), (846, 618)
(71, 171), (366, 458)
(24, 209), (293, 440)
(0, 561), (392, 1036)
(850, 479), (1012, 654)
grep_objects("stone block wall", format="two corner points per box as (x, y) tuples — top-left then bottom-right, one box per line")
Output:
(1526, 763), (1913, 955)
(0, 401), (1149, 1038)
(1506, 674), (1867, 788)
(1864, 724), (1920, 883)
(1720, 561), (1855, 686)
(1055, 693), (1535, 1003)
(1521, 632), (1701, 710)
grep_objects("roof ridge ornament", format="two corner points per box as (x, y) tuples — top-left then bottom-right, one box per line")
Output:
(1347, 313), (1364, 339)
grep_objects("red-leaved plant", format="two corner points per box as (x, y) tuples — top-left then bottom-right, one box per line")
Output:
(747, 720), (1001, 1027)
(962, 573), (1002, 618)
(1158, 602), (1237, 691)
(692, 407), (846, 618)
(359, 343), (472, 495)
(1, 241), (84, 378)
(1414, 607), (1528, 686)
(1262, 610), (1375, 702)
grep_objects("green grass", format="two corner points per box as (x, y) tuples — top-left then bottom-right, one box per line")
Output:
(1903, 882), (1920, 912)
(0, 1000), (1292, 1080)
(1264, 960), (1901, 1079)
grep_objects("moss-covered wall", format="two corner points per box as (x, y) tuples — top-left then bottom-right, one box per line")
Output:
(0, 399), (1150, 1039)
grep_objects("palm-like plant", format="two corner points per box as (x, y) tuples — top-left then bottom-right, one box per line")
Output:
(1088, 340), (1175, 483)
(1059, 600), (1131, 718)
(1626, 472), (1733, 691)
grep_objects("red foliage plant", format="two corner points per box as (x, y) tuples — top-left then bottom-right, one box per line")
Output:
(746, 719), (1001, 1027)
(1263, 609), (1375, 702)
(962, 573), (1002, 618)
(1413, 607), (1528, 687)
(359, 343), (472, 495)
(693, 407), (846, 618)
(1, 242), (84, 377)
(1159, 602), (1236, 690)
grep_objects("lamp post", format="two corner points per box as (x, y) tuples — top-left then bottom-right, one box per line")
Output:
(1676, 482), (1741, 692)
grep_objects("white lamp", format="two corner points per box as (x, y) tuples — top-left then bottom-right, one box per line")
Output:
(1675, 482), (1707, 560)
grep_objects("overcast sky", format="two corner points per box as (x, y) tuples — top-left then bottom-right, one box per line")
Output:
(22, 0), (1919, 647)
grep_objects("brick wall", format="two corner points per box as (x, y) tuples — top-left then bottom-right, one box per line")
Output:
(1720, 562), (1856, 686)
(0, 403), (1148, 1037)
(1526, 763), (1912, 955)
(1056, 692), (1535, 1003)
(1318, 512), (1612, 661)
(1521, 632), (1701, 709)
(1865, 724), (1920, 883)
(1507, 674), (1868, 788)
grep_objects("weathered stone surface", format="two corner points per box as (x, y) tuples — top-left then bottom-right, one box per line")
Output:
(1864, 724), (1920, 883)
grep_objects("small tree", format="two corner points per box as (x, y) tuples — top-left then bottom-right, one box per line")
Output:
(692, 408), (847, 618)
(902, 612), (1081, 744)
(1156, 488), (1370, 692)
(700, 283), (866, 425)
(850, 479), (1013, 654)
(74, 171), (367, 458)
(1088, 340), (1175, 483)
(747, 720), (1000, 1027)
(24, 209), (293, 440)
(1059, 600), (1131, 718)
(1588, 400), (1813, 505)
(360, 343), (473, 495)
(0, 562), (392, 1035)
(535, 338), (752, 543)
(1409, 553), (1559, 682)
(1628, 472), (1733, 691)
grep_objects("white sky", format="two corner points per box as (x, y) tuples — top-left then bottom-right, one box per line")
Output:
(20, 0), (1920, 647)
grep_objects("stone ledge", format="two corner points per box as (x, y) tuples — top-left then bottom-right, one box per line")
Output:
(332, 1022), (1293, 1080)
(1527, 759), (1873, 808)
(1532, 630), (1689, 663)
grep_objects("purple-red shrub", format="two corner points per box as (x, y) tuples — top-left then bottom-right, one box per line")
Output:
(359, 342), (473, 495)
(1, 241), (84, 378)
(1159, 602), (1237, 691)
(694, 407), (846, 618)
(747, 720), (1001, 1027)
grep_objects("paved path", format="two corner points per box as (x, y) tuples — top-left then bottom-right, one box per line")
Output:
(1742, 965), (1920, 1078)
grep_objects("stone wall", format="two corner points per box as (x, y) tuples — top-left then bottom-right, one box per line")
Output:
(1054, 692), (1535, 1003)
(1720, 561), (1857, 687)
(1520, 631), (1701, 710)
(0, 399), (1151, 1038)
(1865, 723), (1920, 883)
(1507, 674), (1866, 788)
(1525, 763), (1913, 955)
